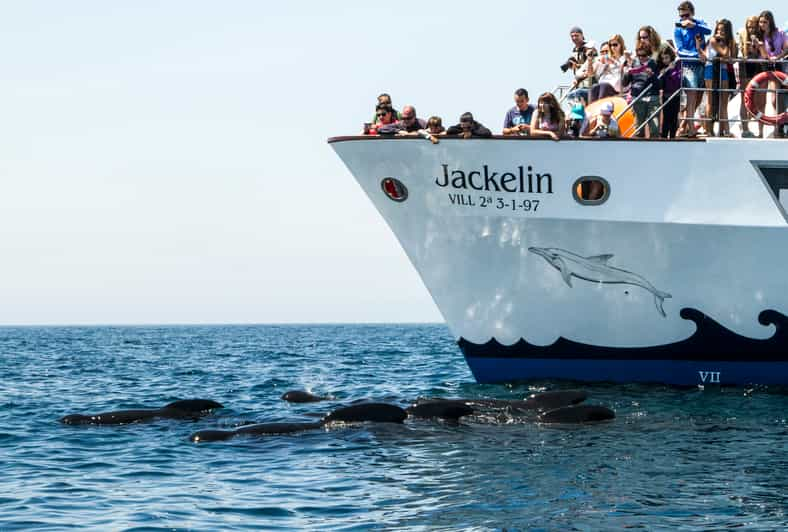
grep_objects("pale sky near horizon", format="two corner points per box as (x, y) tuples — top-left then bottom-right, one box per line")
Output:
(1, 1), (782, 325)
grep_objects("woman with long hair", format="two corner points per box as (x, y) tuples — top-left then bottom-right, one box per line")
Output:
(636, 26), (662, 61)
(756, 10), (788, 136)
(590, 35), (630, 102)
(658, 45), (682, 138)
(738, 16), (764, 137)
(700, 19), (736, 136)
(530, 92), (566, 141)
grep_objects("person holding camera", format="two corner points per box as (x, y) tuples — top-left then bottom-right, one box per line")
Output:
(674, 1), (711, 138)
(562, 27), (595, 102)
(589, 35), (630, 102)
(700, 20), (736, 136)
(738, 16), (765, 138)
(624, 43), (660, 138)
(584, 102), (621, 138)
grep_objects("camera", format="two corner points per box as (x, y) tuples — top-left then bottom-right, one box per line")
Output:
(674, 22), (682, 28)
(560, 58), (577, 72)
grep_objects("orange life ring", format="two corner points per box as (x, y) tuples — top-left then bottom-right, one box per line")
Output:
(743, 70), (788, 126)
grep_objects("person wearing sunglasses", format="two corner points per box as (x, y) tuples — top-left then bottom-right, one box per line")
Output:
(364, 104), (398, 135)
(370, 93), (401, 125)
(623, 43), (660, 138)
(636, 26), (663, 61)
(674, 1), (711, 137)
(590, 35), (628, 102)
(377, 105), (427, 136)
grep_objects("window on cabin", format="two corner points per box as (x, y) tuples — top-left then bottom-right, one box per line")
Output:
(573, 177), (610, 205)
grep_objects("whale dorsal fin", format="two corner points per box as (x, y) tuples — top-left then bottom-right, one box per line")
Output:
(586, 254), (614, 264)
(556, 257), (573, 287)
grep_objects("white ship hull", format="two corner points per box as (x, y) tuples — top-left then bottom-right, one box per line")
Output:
(330, 136), (788, 386)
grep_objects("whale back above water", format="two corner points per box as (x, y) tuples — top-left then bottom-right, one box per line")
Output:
(60, 399), (224, 425)
(407, 400), (475, 420)
(539, 405), (615, 424)
(281, 390), (328, 403)
(322, 403), (407, 424)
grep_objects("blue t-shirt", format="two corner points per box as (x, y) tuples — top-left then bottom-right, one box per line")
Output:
(503, 104), (535, 130)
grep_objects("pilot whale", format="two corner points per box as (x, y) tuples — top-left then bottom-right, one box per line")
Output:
(60, 399), (224, 425)
(190, 402), (408, 442)
(528, 247), (672, 317)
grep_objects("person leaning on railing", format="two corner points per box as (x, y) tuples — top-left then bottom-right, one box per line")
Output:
(445, 112), (492, 139)
(377, 105), (427, 136)
(737, 16), (765, 138)
(700, 19), (736, 137)
(502, 88), (535, 136)
(623, 43), (660, 138)
(417, 116), (446, 145)
(364, 104), (397, 135)
(582, 101), (621, 139)
(530, 92), (566, 141)
(370, 93), (400, 124)
(756, 10), (788, 137)
(658, 45), (683, 138)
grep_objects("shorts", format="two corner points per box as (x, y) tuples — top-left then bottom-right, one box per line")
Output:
(704, 64), (728, 82)
(681, 59), (704, 88)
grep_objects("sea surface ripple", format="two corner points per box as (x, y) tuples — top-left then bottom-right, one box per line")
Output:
(1, 324), (787, 531)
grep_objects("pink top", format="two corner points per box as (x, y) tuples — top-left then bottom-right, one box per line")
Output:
(539, 118), (559, 132)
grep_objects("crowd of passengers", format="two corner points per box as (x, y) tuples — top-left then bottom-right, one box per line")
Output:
(363, 3), (788, 141)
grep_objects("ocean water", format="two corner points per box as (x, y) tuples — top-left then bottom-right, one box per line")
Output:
(1, 324), (787, 531)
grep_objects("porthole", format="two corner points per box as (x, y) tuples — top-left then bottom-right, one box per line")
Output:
(572, 176), (610, 205)
(381, 177), (408, 202)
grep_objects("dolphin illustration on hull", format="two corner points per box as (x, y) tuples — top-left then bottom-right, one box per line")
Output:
(528, 247), (672, 317)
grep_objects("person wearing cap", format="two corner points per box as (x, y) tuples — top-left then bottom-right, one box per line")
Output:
(568, 41), (598, 104)
(568, 26), (589, 73)
(502, 88), (535, 136)
(446, 112), (493, 139)
(584, 102), (620, 138)
(566, 103), (587, 138)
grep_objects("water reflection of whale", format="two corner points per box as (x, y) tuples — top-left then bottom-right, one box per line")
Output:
(528, 247), (672, 317)
(60, 399), (224, 425)
(459, 308), (788, 362)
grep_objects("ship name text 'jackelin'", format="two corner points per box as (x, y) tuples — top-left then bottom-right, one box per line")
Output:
(435, 164), (553, 194)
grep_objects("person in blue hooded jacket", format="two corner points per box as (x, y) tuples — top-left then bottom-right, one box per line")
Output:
(674, 1), (711, 137)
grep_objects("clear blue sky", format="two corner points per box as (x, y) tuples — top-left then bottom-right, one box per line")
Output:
(0, 1), (781, 324)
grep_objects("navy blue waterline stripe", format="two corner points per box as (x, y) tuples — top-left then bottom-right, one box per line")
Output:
(458, 308), (788, 362)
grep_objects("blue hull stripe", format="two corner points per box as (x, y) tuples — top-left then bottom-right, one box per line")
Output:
(464, 357), (788, 386)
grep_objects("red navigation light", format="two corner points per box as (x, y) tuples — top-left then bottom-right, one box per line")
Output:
(381, 178), (408, 202)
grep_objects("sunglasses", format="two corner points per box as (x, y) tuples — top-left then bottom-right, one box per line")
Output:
(610, 43), (620, 47)
(679, 12), (691, 19)
(377, 112), (389, 118)
(639, 35), (650, 40)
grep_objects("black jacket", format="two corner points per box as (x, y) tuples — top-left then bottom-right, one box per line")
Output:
(445, 121), (492, 138)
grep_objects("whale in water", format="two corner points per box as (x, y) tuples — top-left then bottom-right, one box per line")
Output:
(190, 402), (408, 442)
(190, 422), (324, 442)
(464, 389), (589, 412)
(528, 247), (672, 317)
(538, 404), (615, 424)
(281, 390), (329, 403)
(406, 400), (475, 420)
(60, 399), (224, 425)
